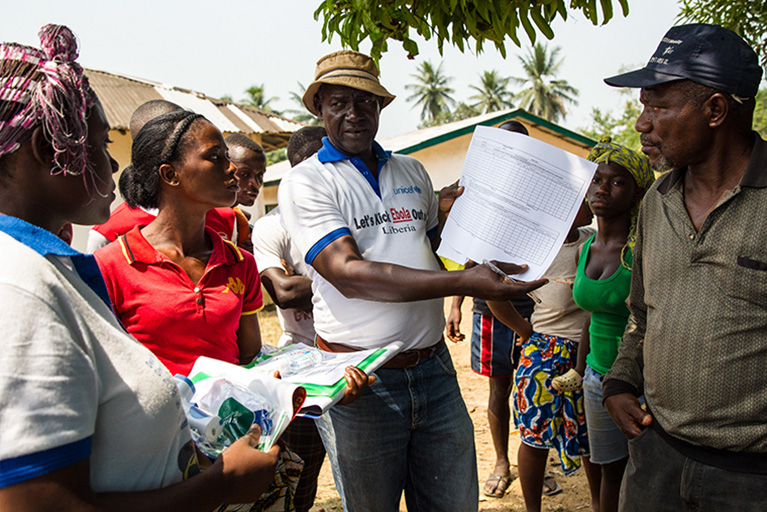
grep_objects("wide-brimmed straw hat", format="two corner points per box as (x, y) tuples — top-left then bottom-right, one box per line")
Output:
(302, 50), (396, 116)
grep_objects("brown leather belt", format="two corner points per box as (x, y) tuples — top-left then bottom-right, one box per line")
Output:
(316, 335), (445, 369)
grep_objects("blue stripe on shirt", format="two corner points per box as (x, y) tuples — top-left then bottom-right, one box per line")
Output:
(0, 216), (113, 309)
(0, 437), (92, 488)
(305, 227), (352, 266)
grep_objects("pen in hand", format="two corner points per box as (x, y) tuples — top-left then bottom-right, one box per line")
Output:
(482, 259), (542, 304)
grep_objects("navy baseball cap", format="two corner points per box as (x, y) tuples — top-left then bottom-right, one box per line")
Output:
(604, 23), (763, 97)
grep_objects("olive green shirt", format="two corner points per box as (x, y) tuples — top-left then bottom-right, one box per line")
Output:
(604, 134), (767, 453)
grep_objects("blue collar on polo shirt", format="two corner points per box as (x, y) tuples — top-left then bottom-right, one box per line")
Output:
(317, 137), (392, 199)
(0, 215), (112, 308)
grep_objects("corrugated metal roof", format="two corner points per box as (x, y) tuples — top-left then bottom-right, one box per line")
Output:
(86, 70), (163, 133)
(84, 68), (304, 151)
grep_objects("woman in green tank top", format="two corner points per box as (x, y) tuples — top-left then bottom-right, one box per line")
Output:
(554, 137), (654, 512)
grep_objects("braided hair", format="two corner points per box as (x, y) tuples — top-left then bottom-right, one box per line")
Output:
(121, 109), (204, 209)
(0, 25), (96, 190)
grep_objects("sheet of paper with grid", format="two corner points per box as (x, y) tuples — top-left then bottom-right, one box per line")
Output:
(438, 126), (597, 281)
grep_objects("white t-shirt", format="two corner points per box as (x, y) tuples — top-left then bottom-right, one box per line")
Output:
(0, 229), (196, 492)
(278, 147), (444, 351)
(251, 207), (316, 347)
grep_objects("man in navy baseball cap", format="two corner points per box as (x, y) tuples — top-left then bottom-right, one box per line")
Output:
(602, 23), (767, 512)
(604, 23), (762, 98)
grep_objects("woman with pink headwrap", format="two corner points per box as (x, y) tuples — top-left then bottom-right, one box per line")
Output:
(0, 25), (279, 511)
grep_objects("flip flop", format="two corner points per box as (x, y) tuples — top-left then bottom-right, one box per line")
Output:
(483, 473), (512, 498)
(542, 473), (563, 496)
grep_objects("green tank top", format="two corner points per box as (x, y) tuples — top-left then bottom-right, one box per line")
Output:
(572, 234), (632, 375)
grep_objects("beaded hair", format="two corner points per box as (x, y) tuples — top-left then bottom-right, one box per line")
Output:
(0, 25), (96, 189)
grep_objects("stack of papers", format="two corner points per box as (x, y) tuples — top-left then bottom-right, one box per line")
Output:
(247, 341), (403, 418)
(438, 126), (597, 281)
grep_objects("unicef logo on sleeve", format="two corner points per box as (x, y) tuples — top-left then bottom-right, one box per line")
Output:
(393, 185), (422, 195)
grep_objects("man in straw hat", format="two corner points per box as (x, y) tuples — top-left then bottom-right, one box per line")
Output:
(278, 50), (545, 511)
(600, 23), (767, 510)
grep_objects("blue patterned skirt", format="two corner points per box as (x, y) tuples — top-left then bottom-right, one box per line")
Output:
(513, 332), (589, 475)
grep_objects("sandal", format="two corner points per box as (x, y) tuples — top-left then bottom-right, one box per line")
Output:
(552, 368), (582, 392)
(542, 473), (563, 496)
(483, 473), (512, 498)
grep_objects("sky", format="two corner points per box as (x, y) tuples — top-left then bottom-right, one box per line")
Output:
(2, 0), (683, 139)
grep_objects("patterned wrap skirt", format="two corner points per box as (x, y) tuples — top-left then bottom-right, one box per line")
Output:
(513, 332), (589, 475)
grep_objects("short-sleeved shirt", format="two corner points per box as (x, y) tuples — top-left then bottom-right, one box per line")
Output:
(95, 226), (263, 376)
(0, 217), (196, 491)
(251, 207), (316, 347)
(278, 138), (444, 350)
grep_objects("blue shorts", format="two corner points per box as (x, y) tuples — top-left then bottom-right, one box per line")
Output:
(583, 365), (628, 464)
(470, 313), (521, 377)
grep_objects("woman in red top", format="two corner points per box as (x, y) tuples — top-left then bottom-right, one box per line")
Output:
(0, 24), (277, 511)
(95, 110), (263, 375)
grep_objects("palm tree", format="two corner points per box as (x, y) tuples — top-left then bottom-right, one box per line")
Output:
(241, 84), (279, 113)
(282, 82), (320, 125)
(405, 61), (456, 124)
(513, 44), (578, 123)
(468, 70), (515, 114)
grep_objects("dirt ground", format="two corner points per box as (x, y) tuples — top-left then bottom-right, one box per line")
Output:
(257, 300), (592, 512)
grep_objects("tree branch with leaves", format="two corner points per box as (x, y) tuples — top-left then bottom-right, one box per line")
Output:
(314, 0), (630, 59)
(678, 0), (767, 67)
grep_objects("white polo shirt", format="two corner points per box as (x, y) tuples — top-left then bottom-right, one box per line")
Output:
(251, 207), (316, 347)
(0, 218), (195, 492)
(278, 138), (444, 350)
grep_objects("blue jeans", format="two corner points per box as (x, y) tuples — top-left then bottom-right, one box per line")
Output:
(315, 343), (478, 512)
(583, 365), (628, 464)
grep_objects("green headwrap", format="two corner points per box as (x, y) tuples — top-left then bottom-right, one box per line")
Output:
(587, 136), (654, 191)
(587, 136), (655, 270)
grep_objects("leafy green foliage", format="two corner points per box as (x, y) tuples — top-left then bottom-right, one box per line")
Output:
(314, 0), (630, 59)
(752, 89), (767, 139)
(282, 82), (322, 125)
(513, 43), (578, 123)
(581, 99), (642, 150)
(468, 70), (515, 114)
(418, 102), (481, 128)
(678, 0), (767, 66)
(405, 60), (456, 123)
(266, 148), (287, 165)
(242, 84), (280, 114)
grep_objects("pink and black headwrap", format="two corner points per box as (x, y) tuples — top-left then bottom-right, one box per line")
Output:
(0, 24), (95, 183)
